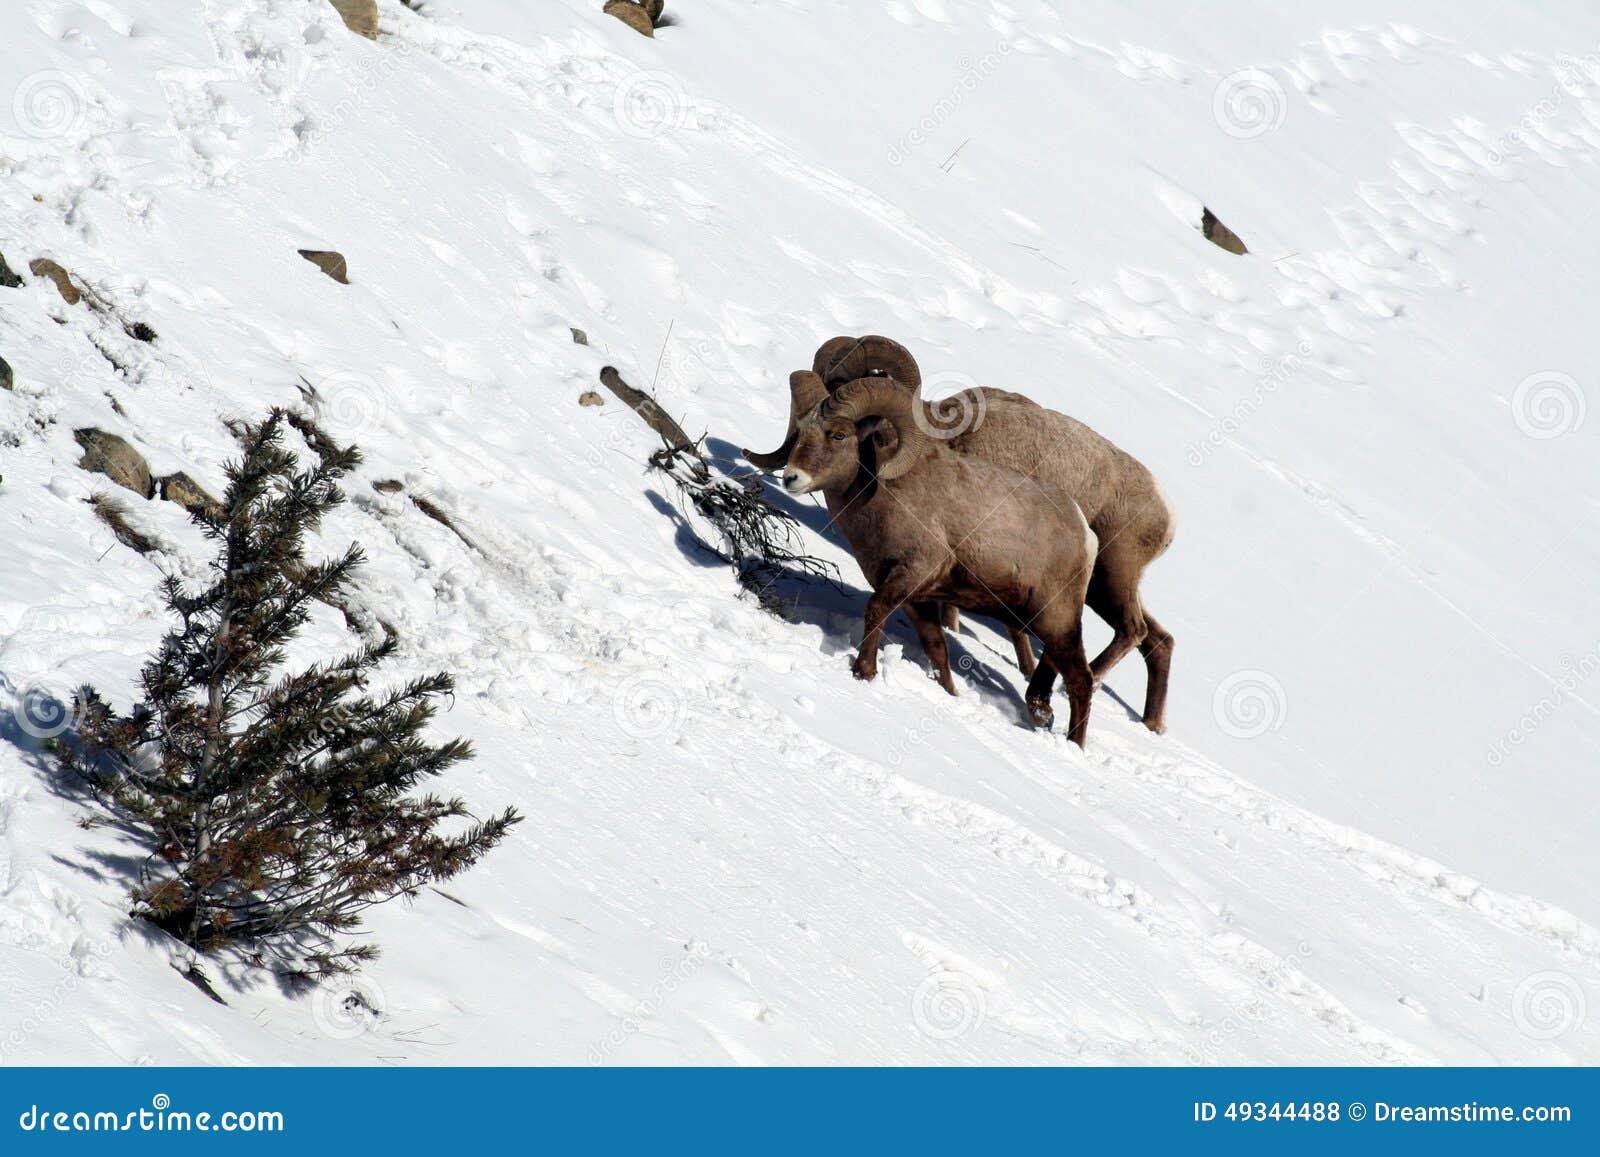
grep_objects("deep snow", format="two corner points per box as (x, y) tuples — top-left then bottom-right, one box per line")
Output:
(1, 0), (1599, 1063)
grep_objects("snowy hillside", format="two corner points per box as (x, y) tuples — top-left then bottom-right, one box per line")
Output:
(3, 0), (1600, 1064)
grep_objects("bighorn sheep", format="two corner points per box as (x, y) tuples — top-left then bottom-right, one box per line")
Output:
(747, 336), (1175, 733)
(781, 373), (1099, 745)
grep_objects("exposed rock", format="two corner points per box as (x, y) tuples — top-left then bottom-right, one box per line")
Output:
(0, 355), (11, 390)
(603, 1), (655, 38)
(298, 249), (350, 284)
(124, 321), (158, 343)
(570, 327), (589, 346)
(1201, 207), (1248, 255)
(579, 390), (605, 407)
(372, 479), (405, 493)
(159, 471), (223, 517)
(74, 428), (154, 498)
(29, 258), (82, 304)
(329, 0), (379, 39)
(0, 250), (21, 288)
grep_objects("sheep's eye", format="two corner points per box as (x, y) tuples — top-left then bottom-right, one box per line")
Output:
(828, 430), (848, 442)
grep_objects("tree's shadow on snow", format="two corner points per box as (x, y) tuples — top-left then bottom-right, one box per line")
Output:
(0, 672), (336, 1005)
(641, 447), (1036, 718)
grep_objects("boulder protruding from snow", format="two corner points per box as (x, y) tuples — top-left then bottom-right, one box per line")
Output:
(579, 390), (604, 407)
(30, 258), (83, 304)
(298, 249), (350, 284)
(159, 472), (222, 517)
(604, 1), (655, 38)
(329, 0), (378, 39)
(74, 428), (154, 499)
(0, 250), (22, 289)
(0, 355), (12, 391)
(1201, 208), (1248, 255)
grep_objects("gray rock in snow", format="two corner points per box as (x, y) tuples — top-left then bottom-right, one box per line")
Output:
(74, 428), (154, 499)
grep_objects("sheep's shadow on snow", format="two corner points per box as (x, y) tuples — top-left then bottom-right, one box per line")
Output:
(674, 439), (1148, 727)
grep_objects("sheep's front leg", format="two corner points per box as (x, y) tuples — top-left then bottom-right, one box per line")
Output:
(853, 563), (918, 683)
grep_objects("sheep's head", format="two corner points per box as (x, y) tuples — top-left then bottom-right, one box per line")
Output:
(743, 335), (922, 472)
(782, 373), (932, 496)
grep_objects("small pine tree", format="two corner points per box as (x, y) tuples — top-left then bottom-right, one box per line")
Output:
(57, 409), (521, 978)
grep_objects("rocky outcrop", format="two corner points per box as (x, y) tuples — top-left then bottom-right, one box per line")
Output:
(29, 258), (82, 304)
(0, 355), (12, 390)
(603, 1), (655, 38)
(1201, 207), (1248, 255)
(329, 0), (379, 39)
(159, 471), (223, 517)
(74, 428), (154, 498)
(298, 249), (350, 284)
(0, 250), (22, 289)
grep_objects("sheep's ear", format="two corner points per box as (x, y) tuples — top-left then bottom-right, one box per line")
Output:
(856, 415), (899, 456)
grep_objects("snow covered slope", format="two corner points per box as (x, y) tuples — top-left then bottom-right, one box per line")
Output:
(2, 0), (1599, 1063)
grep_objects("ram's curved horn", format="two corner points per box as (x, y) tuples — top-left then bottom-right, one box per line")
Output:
(742, 370), (830, 471)
(812, 335), (922, 389)
(823, 376), (932, 481)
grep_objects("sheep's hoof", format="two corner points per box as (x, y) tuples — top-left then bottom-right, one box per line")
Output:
(1143, 715), (1167, 735)
(1027, 700), (1054, 729)
(851, 655), (877, 682)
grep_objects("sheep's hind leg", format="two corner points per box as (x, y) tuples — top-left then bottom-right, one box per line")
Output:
(1034, 620), (1093, 748)
(907, 601), (957, 694)
(1137, 612), (1174, 733)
